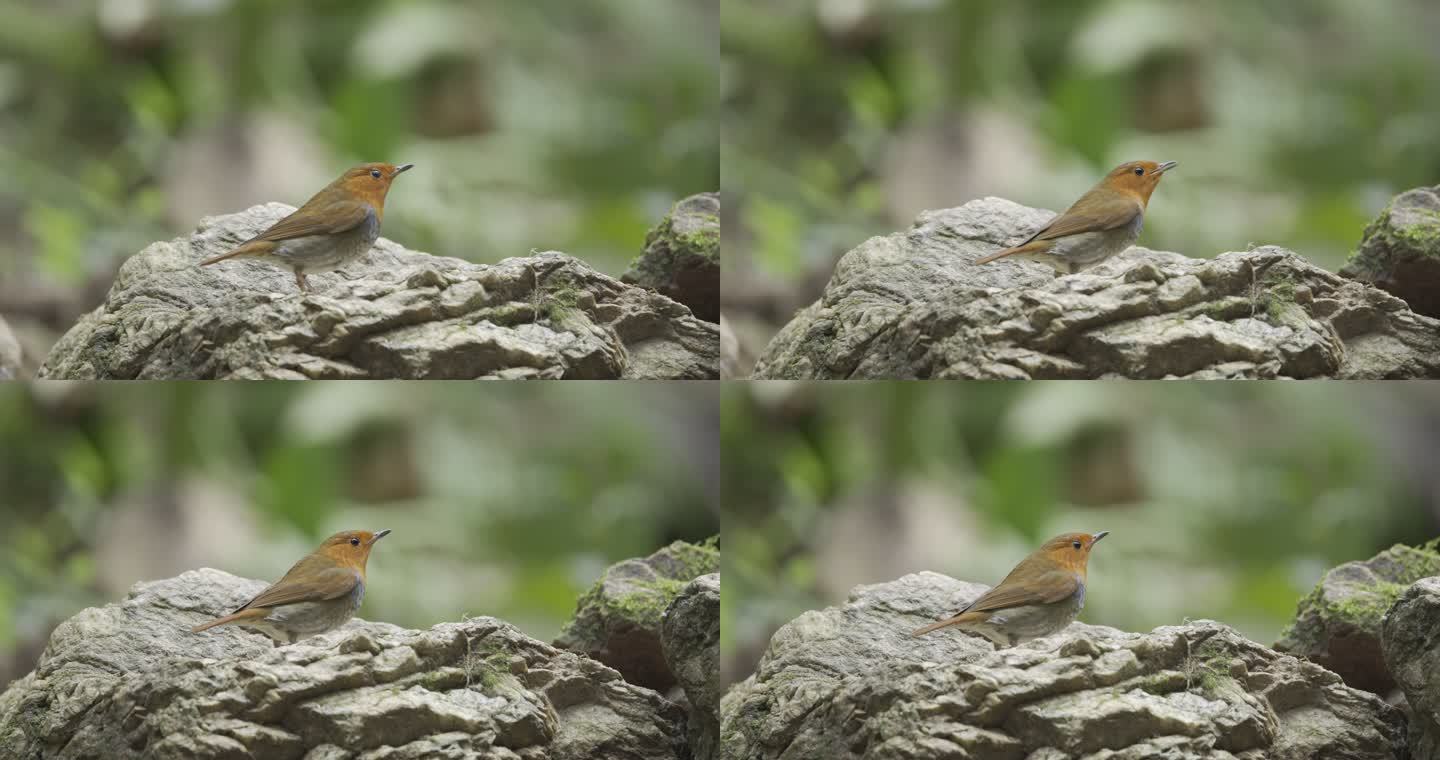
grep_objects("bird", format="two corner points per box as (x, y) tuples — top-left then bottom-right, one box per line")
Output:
(911, 531), (1108, 646)
(191, 529), (390, 645)
(198, 163), (414, 292)
(974, 161), (1176, 274)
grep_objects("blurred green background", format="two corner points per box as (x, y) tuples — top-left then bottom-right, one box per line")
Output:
(0, 382), (719, 690)
(721, 382), (1439, 686)
(0, 0), (718, 371)
(721, 0), (1440, 370)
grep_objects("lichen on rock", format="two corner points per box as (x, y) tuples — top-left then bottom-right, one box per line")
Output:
(663, 573), (720, 760)
(1341, 185), (1440, 319)
(38, 202), (719, 380)
(1275, 539), (1440, 695)
(1382, 576), (1440, 759)
(752, 197), (1440, 380)
(555, 537), (720, 695)
(623, 192), (720, 323)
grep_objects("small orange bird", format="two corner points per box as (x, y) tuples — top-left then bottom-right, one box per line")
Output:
(975, 161), (1176, 274)
(192, 529), (390, 645)
(912, 531), (1108, 646)
(198, 163), (414, 292)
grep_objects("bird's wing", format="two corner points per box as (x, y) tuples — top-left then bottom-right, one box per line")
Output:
(233, 564), (360, 612)
(961, 566), (1078, 613)
(251, 199), (374, 243)
(1022, 194), (1142, 244)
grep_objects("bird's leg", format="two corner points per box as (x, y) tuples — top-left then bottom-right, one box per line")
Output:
(294, 269), (309, 292)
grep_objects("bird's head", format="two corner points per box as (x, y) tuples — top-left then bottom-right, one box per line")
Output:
(1101, 160), (1175, 205)
(316, 528), (391, 569)
(1037, 531), (1109, 575)
(335, 163), (414, 209)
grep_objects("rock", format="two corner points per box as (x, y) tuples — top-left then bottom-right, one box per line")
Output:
(1275, 540), (1440, 695)
(663, 574), (720, 760)
(1341, 185), (1440, 319)
(623, 193), (720, 323)
(0, 314), (20, 380)
(1383, 576), (1440, 759)
(720, 315), (741, 379)
(0, 568), (685, 760)
(720, 572), (1407, 760)
(752, 198), (1440, 379)
(555, 538), (720, 695)
(38, 203), (719, 379)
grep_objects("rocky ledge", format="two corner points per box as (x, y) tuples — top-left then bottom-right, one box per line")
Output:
(721, 572), (1408, 760)
(752, 197), (1440, 380)
(0, 550), (719, 759)
(39, 199), (719, 380)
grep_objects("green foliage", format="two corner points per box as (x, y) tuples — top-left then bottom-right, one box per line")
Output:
(0, 0), (717, 295)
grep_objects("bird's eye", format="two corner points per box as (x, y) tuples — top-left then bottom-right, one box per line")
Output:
(1072, 540), (1082, 549)
(350, 537), (360, 546)
(370, 169), (382, 179)
(1133, 167), (1144, 176)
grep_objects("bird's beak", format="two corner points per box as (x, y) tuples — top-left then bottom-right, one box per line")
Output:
(1091, 531), (1109, 545)
(393, 164), (414, 177)
(1154, 161), (1177, 174)
(368, 529), (391, 546)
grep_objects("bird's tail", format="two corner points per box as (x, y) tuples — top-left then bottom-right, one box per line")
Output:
(974, 241), (1046, 265)
(191, 607), (267, 633)
(911, 611), (980, 637)
(198, 240), (272, 267)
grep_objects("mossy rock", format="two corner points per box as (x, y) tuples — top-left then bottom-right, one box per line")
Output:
(1274, 539), (1440, 694)
(623, 193), (720, 322)
(1340, 185), (1440, 319)
(555, 537), (720, 693)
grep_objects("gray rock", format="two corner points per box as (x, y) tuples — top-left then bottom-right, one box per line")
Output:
(663, 574), (720, 760)
(0, 568), (685, 760)
(720, 315), (741, 380)
(1383, 576), (1440, 759)
(623, 193), (720, 323)
(38, 203), (718, 379)
(1341, 185), (1440, 319)
(752, 198), (1440, 379)
(1275, 541), (1440, 695)
(721, 572), (1407, 760)
(0, 314), (19, 380)
(555, 538), (720, 695)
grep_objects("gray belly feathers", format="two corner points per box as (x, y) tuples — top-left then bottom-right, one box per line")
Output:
(271, 208), (380, 273)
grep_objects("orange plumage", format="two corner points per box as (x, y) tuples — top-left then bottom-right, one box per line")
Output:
(912, 531), (1108, 646)
(192, 529), (390, 644)
(198, 163), (413, 292)
(975, 161), (1175, 274)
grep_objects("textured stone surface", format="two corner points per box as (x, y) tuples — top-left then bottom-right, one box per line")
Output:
(1276, 541), (1440, 695)
(555, 538), (720, 695)
(623, 193), (720, 323)
(1341, 185), (1440, 319)
(753, 197), (1440, 379)
(663, 573), (720, 760)
(0, 314), (19, 380)
(721, 572), (1407, 760)
(1383, 576), (1440, 759)
(0, 568), (685, 760)
(39, 203), (718, 379)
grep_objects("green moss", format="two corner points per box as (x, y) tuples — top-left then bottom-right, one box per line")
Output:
(1345, 201), (1440, 269)
(1280, 541), (1440, 645)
